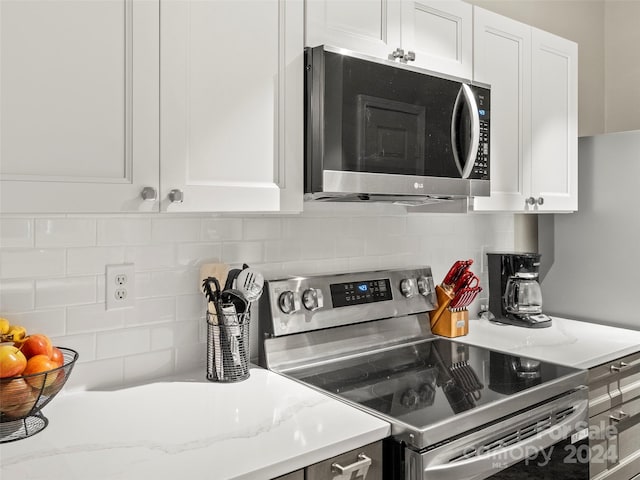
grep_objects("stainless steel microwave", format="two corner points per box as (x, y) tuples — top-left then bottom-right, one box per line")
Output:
(304, 45), (490, 203)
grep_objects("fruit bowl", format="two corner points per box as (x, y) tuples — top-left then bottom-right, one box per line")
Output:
(0, 347), (78, 443)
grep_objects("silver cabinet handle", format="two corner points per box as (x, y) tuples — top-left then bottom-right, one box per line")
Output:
(537, 197), (544, 205)
(527, 197), (536, 206)
(400, 50), (416, 63)
(168, 189), (184, 203)
(610, 361), (629, 372)
(389, 47), (404, 61)
(609, 411), (628, 423)
(331, 453), (372, 477)
(140, 187), (157, 201)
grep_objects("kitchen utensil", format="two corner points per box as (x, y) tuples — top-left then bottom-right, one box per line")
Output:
(218, 289), (248, 366)
(449, 286), (482, 310)
(443, 259), (473, 289)
(452, 270), (479, 293)
(235, 267), (264, 304)
(200, 263), (229, 291)
(224, 268), (242, 291)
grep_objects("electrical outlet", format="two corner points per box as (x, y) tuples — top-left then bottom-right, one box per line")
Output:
(106, 264), (135, 310)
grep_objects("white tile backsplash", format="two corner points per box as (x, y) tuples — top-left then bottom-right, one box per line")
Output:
(0, 209), (514, 390)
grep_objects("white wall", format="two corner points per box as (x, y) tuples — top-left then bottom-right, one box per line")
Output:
(0, 207), (514, 390)
(604, 0), (640, 133)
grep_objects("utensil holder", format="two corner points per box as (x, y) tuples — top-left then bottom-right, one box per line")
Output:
(206, 311), (250, 382)
(429, 285), (468, 338)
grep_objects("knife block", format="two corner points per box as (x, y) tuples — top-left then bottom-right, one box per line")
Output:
(429, 285), (469, 338)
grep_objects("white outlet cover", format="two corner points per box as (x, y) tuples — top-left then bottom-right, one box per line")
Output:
(105, 263), (135, 310)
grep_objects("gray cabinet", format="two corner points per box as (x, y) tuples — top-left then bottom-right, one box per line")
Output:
(588, 351), (640, 479)
(274, 441), (382, 480)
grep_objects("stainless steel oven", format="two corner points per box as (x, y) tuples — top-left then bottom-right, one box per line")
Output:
(258, 267), (590, 480)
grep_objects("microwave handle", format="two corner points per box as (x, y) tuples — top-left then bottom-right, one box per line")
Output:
(451, 84), (480, 179)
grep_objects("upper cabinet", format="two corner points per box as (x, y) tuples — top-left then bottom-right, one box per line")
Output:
(472, 7), (578, 213)
(0, 0), (303, 214)
(0, 0), (159, 213)
(305, 0), (472, 79)
(160, 0), (303, 213)
(400, 0), (472, 79)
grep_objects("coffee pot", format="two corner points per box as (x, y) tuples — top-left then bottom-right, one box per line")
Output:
(487, 252), (552, 328)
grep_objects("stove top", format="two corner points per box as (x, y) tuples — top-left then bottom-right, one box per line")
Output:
(285, 338), (581, 434)
(258, 267), (588, 451)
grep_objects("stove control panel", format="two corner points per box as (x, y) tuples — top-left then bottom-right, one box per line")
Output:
(261, 267), (437, 337)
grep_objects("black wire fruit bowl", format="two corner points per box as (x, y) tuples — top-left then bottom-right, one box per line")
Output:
(0, 347), (78, 443)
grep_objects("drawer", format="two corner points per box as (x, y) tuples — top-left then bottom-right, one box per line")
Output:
(273, 471), (304, 480)
(590, 394), (640, 479)
(618, 351), (640, 402)
(589, 361), (620, 415)
(306, 441), (382, 480)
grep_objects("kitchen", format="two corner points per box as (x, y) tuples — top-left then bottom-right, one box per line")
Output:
(1, 0), (639, 479)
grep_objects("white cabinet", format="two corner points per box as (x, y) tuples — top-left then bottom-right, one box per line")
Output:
(161, 0), (303, 213)
(305, 0), (472, 79)
(0, 0), (159, 213)
(0, 0), (303, 214)
(305, 0), (401, 61)
(400, 0), (472, 79)
(472, 7), (578, 213)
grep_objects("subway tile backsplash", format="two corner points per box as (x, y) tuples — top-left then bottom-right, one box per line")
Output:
(0, 206), (514, 390)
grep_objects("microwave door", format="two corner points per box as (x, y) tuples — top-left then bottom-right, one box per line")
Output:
(451, 84), (480, 179)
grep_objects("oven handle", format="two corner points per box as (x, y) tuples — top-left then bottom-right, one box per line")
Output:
(451, 84), (480, 180)
(422, 400), (588, 480)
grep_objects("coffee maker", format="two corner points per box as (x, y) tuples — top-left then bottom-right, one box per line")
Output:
(487, 252), (552, 328)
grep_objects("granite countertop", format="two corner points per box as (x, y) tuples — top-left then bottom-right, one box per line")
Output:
(462, 316), (640, 368)
(0, 367), (390, 480)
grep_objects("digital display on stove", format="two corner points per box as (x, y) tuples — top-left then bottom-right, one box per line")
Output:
(330, 278), (392, 307)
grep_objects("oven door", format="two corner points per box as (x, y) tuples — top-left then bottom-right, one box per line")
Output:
(400, 389), (590, 480)
(305, 46), (490, 198)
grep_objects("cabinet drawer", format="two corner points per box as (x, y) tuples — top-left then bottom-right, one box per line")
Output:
(306, 441), (382, 480)
(589, 361), (620, 415)
(274, 470), (304, 480)
(618, 351), (640, 402)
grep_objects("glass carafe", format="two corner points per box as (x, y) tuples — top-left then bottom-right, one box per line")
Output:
(504, 277), (543, 314)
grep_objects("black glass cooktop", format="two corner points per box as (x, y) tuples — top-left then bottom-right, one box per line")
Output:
(287, 338), (582, 430)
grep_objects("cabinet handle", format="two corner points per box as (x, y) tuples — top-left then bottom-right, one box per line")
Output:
(168, 189), (184, 204)
(140, 187), (157, 201)
(331, 453), (372, 477)
(537, 197), (544, 205)
(389, 47), (405, 61)
(610, 361), (629, 372)
(609, 411), (629, 423)
(527, 197), (536, 206)
(400, 51), (416, 63)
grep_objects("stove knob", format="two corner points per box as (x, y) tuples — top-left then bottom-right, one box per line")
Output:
(400, 278), (418, 298)
(417, 276), (434, 296)
(278, 291), (300, 314)
(302, 288), (324, 311)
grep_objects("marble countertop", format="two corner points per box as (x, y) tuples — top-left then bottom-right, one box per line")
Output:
(0, 367), (390, 480)
(461, 316), (640, 368)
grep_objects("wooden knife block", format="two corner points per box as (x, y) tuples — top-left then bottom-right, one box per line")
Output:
(429, 285), (469, 338)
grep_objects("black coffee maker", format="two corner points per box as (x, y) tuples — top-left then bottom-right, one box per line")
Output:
(487, 252), (552, 328)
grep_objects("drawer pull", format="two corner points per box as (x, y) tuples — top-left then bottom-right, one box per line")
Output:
(609, 411), (629, 423)
(332, 453), (372, 477)
(610, 362), (628, 372)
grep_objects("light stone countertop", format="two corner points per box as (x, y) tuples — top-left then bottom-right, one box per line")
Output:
(460, 316), (640, 368)
(0, 367), (390, 480)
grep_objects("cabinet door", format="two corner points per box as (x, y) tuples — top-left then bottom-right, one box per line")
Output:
(161, 0), (303, 213)
(471, 7), (531, 212)
(530, 28), (578, 212)
(400, 0), (472, 79)
(0, 0), (159, 213)
(305, 0), (401, 60)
